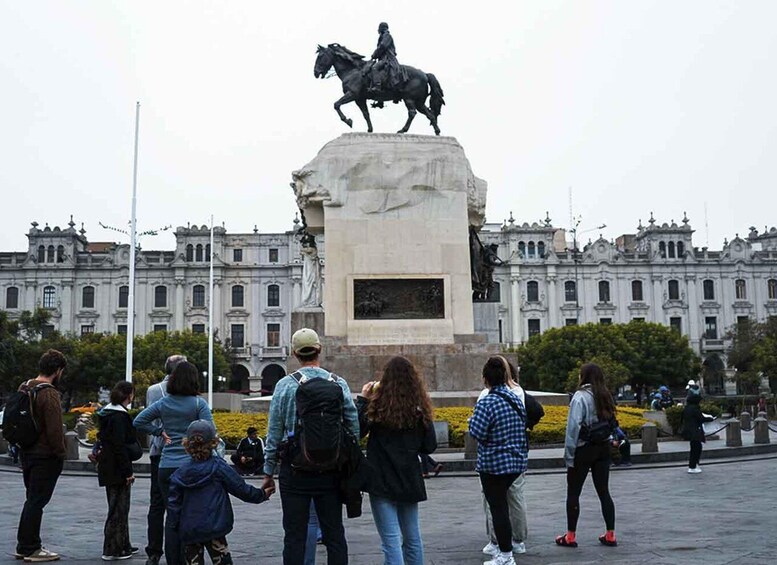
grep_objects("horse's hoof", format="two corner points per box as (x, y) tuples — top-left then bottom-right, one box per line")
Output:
(435, 130), (441, 136)
(367, 128), (373, 133)
(396, 129), (405, 134)
(345, 119), (353, 128)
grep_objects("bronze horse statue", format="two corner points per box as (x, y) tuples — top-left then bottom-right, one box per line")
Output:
(314, 43), (445, 135)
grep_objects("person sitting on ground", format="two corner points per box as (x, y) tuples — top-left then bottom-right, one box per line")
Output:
(168, 420), (274, 565)
(612, 426), (631, 467)
(650, 393), (663, 411)
(658, 386), (674, 409)
(230, 427), (264, 476)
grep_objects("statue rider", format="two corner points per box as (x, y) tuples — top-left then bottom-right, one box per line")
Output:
(369, 22), (405, 95)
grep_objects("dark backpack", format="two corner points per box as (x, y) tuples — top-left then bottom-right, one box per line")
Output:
(291, 371), (345, 473)
(2, 381), (54, 449)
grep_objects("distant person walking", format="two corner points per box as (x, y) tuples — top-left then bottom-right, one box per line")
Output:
(680, 392), (715, 474)
(135, 361), (213, 565)
(144, 354), (186, 565)
(469, 357), (529, 565)
(358, 356), (437, 565)
(96, 381), (143, 561)
(11, 349), (67, 562)
(556, 363), (618, 549)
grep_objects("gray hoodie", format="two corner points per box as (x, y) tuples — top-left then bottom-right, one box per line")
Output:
(564, 385), (600, 468)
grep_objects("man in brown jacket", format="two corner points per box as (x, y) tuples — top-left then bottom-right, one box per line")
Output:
(15, 349), (67, 562)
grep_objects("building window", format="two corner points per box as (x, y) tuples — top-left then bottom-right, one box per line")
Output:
(154, 285), (167, 308)
(537, 241), (546, 258)
(205, 244), (211, 261)
(564, 281), (577, 303)
(518, 241), (526, 257)
(632, 317), (645, 322)
(527, 241), (535, 258)
(267, 284), (280, 307)
(703, 279), (715, 301)
(768, 279), (777, 300)
(82, 286), (95, 309)
(46, 245), (55, 263)
(117, 324), (127, 335)
(56, 245), (65, 263)
(6, 287), (19, 309)
(704, 316), (718, 339)
(269, 248), (279, 263)
(43, 286), (56, 309)
(192, 323), (205, 334)
(153, 324), (167, 333)
(668, 280), (680, 300)
(598, 281), (610, 303)
(670, 317), (682, 333)
(737, 316), (750, 329)
(80, 325), (94, 336)
(186, 244), (193, 262)
(526, 281), (539, 303)
(677, 241), (685, 257)
(232, 285), (244, 308)
(668, 241), (676, 259)
(631, 280), (643, 302)
(42, 325), (55, 338)
(659, 241), (666, 258)
(231, 324), (245, 348)
(196, 244), (203, 262)
(527, 319), (541, 337)
(233, 249), (243, 262)
(565, 318), (577, 326)
(118, 285), (129, 308)
(267, 323), (281, 347)
(735, 279), (747, 300)
(600, 318), (612, 325)
(192, 285), (205, 308)
(37, 245), (45, 263)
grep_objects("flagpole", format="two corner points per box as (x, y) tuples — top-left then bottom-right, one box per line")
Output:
(208, 214), (214, 406)
(126, 101), (140, 383)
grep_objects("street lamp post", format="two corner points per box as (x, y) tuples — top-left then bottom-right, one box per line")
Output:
(568, 220), (606, 325)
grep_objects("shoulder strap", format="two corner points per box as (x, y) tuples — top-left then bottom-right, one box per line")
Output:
(489, 389), (525, 421)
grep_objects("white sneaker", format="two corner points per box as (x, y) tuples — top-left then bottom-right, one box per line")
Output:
(484, 552), (516, 565)
(687, 467), (702, 474)
(23, 548), (60, 562)
(512, 541), (526, 554)
(482, 542), (499, 557)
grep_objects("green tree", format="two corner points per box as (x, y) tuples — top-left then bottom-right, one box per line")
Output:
(565, 355), (631, 392)
(619, 320), (699, 388)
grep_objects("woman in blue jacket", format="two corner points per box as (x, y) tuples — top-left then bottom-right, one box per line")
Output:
(134, 361), (213, 565)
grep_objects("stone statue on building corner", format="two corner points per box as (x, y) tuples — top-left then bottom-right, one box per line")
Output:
(298, 212), (321, 308)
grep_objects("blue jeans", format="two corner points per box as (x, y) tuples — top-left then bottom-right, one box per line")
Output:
(304, 500), (321, 565)
(369, 495), (424, 565)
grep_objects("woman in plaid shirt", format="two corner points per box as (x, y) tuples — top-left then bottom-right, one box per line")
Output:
(468, 357), (529, 565)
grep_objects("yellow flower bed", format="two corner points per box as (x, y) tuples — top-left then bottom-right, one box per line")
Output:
(212, 413), (268, 448)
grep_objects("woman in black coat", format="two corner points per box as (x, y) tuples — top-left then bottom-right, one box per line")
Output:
(680, 393), (715, 474)
(97, 381), (142, 560)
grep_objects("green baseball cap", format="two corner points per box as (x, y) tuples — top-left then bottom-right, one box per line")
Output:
(292, 328), (321, 355)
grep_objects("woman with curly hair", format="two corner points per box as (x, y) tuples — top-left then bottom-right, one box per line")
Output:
(358, 356), (437, 565)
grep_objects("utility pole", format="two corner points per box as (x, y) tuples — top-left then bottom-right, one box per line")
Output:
(126, 102), (140, 383)
(208, 215), (215, 407)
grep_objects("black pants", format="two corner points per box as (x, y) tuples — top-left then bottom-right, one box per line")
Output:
(566, 443), (615, 532)
(16, 455), (63, 555)
(159, 466), (183, 565)
(104, 483), (132, 556)
(230, 453), (262, 475)
(279, 463), (347, 565)
(689, 440), (703, 469)
(184, 537), (233, 565)
(146, 455), (165, 559)
(618, 439), (631, 464)
(479, 472), (519, 553)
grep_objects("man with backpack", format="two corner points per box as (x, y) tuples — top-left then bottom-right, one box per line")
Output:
(8, 349), (67, 562)
(262, 328), (359, 565)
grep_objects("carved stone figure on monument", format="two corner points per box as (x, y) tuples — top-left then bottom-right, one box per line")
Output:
(300, 243), (321, 308)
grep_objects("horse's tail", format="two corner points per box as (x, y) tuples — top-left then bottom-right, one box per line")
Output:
(426, 73), (445, 117)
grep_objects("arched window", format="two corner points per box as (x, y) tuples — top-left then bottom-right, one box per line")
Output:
(526, 281), (539, 302)
(668, 279), (680, 300)
(537, 241), (546, 258)
(703, 279), (715, 301)
(195, 244), (203, 262)
(527, 241), (536, 258)
(735, 279), (747, 300)
(37, 245), (45, 263)
(267, 284), (280, 307)
(518, 241), (526, 258)
(769, 279), (777, 300)
(668, 241), (676, 259)
(677, 241), (685, 257)
(47, 245), (55, 263)
(205, 244), (211, 261)
(6, 287), (19, 309)
(564, 281), (577, 302)
(43, 286), (56, 309)
(193, 284), (205, 307)
(56, 245), (65, 263)
(82, 286), (95, 309)
(659, 241), (666, 258)
(631, 280), (643, 301)
(154, 285), (167, 308)
(186, 244), (193, 262)
(232, 285), (244, 308)
(118, 285), (129, 308)
(598, 281), (610, 303)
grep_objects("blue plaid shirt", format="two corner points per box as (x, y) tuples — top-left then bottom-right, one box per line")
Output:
(469, 385), (528, 475)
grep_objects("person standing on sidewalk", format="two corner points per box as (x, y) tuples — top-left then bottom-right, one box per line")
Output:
(143, 354), (186, 565)
(358, 356), (437, 565)
(556, 363), (618, 549)
(14, 349), (68, 562)
(262, 328), (359, 565)
(469, 357), (529, 565)
(680, 392), (714, 474)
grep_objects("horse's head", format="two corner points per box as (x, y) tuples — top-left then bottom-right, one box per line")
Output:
(314, 45), (333, 79)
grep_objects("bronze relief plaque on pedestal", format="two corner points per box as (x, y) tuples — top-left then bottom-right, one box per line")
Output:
(354, 279), (444, 320)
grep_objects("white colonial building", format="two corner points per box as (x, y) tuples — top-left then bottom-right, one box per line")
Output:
(2, 213), (776, 394)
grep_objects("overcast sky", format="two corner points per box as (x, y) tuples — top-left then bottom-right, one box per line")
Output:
(1, 1), (776, 252)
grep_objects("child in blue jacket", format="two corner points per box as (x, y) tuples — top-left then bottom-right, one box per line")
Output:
(168, 420), (275, 565)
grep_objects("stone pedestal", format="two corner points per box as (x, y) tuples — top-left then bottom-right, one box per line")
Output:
(641, 423), (658, 453)
(725, 419), (742, 447)
(753, 417), (770, 444)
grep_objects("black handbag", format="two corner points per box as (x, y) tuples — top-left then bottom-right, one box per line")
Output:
(126, 439), (143, 462)
(579, 417), (615, 444)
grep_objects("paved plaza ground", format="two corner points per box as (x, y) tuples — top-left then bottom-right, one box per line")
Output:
(1, 455), (774, 565)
